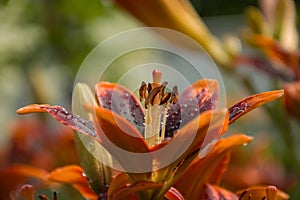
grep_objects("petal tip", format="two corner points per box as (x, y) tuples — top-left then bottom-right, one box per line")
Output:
(16, 104), (48, 114)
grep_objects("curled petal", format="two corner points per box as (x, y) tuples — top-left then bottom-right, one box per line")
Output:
(228, 90), (284, 124)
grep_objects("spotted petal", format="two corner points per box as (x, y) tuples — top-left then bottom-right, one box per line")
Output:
(17, 104), (97, 138)
(95, 82), (145, 134)
(228, 90), (284, 124)
(165, 79), (219, 137)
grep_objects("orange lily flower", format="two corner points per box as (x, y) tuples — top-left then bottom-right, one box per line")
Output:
(17, 69), (284, 199)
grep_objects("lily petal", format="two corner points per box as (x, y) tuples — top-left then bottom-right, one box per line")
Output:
(228, 90), (284, 124)
(94, 106), (149, 153)
(236, 185), (289, 200)
(17, 104), (97, 138)
(95, 82), (145, 134)
(165, 79), (219, 137)
(93, 106), (152, 174)
(174, 134), (253, 199)
(47, 165), (98, 200)
(47, 165), (88, 185)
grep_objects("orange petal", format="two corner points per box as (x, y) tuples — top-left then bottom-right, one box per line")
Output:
(236, 185), (289, 200)
(168, 110), (229, 161)
(94, 106), (152, 174)
(174, 134), (253, 199)
(47, 165), (87, 185)
(94, 106), (149, 153)
(201, 184), (238, 200)
(228, 90), (284, 124)
(47, 165), (98, 200)
(17, 104), (50, 114)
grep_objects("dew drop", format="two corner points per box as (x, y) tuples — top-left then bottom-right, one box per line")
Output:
(124, 93), (130, 98)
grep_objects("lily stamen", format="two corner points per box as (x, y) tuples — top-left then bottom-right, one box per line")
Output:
(139, 69), (178, 146)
